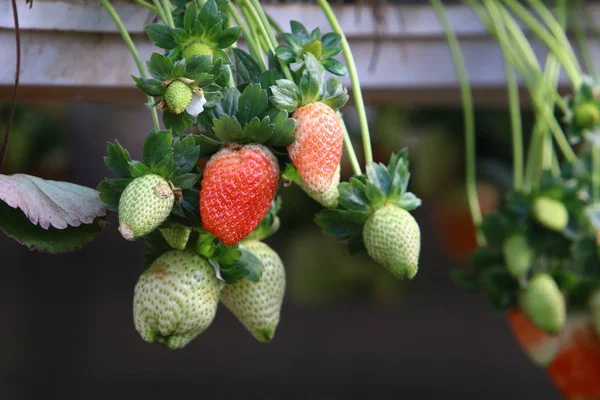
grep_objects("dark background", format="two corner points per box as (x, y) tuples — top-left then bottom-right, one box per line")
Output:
(0, 103), (559, 400)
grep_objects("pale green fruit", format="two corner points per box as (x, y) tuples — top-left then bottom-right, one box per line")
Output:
(503, 234), (534, 278)
(133, 250), (220, 349)
(363, 205), (421, 280)
(589, 290), (600, 336)
(297, 165), (340, 208)
(160, 224), (192, 250)
(575, 103), (600, 129)
(165, 81), (193, 114)
(118, 174), (174, 241)
(519, 274), (566, 335)
(182, 41), (214, 60)
(220, 240), (286, 343)
(532, 197), (568, 232)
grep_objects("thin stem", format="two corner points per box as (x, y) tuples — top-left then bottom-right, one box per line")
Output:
(0, 0), (20, 172)
(238, 2), (266, 62)
(484, 0), (523, 191)
(100, 0), (160, 131)
(267, 13), (284, 36)
(339, 113), (362, 176)
(573, 0), (596, 75)
(161, 0), (175, 28)
(226, 2), (266, 70)
(135, 0), (158, 13)
(502, 0), (581, 87)
(431, 0), (483, 241)
(594, 146), (600, 202)
(316, 0), (373, 167)
(151, 0), (168, 25)
(246, 0), (293, 81)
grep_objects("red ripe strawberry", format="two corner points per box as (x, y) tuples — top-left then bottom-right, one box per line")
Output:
(200, 143), (279, 246)
(288, 102), (343, 194)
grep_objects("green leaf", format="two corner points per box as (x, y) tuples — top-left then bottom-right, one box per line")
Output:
(321, 32), (342, 57)
(219, 247), (263, 283)
(275, 45), (295, 62)
(229, 48), (262, 86)
(299, 53), (323, 104)
(171, 60), (186, 79)
(170, 173), (200, 189)
(147, 53), (174, 81)
(97, 180), (124, 212)
(198, 0), (221, 30)
(172, 135), (200, 175)
(171, 27), (191, 44)
(185, 55), (213, 76)
(183, 3), (198, 32)
(242, 117), (274, 143)
(397, 192), (422, 211)
(152, 154), (176, 178)
(338, 181), (370, 211)
(268, 110), (296, 146)
(143, 130), (173, 167)
(315, 209), (369, 238)
(290, 21), (309, 42)
(163, 111), (193, 134)
(364, 182), (386, 210)
(237, 84), (269, 125)
(213, 115), (243, 142)
(270, 79), (301, 112)
(196, 233), (217, 259)
(282, 33), (302, 53)
(389, 157), (410, 199)
(193, 134), (222, 157)
(146, 24), (176, 49)
(323, 58), (347, 76)
(143, 230), (174, 269)
(203, 90), (224, 107)
(104, 141), (132, 178)
(132, 76), (167, 97)
(218, 26), (241, 48)
(220, 87), (241, 116)
(0, 201), (105, 254)
(366, 162), (392, 195)
(128, 161), (153, 178)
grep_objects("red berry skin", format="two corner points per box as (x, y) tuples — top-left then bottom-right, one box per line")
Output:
(200, 143), (279, 246)
(288, 102), (343, 194)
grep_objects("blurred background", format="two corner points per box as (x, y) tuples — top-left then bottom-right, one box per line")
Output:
(0, 0), (583, 399)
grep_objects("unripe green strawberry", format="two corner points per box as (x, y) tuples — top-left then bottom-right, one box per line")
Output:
(297, 165), (340, 208)
(118, 174), (174, 241)
(133, 250), (220, 349)
(575, 103), (600, 129)
(220, 240), (286, 343)
(519, 273), (566, 335)
(165, 80), (193, 114)
(362, 205), (421, 280)
(532, 197), (569, 231)
(182, 41), (213, 60)
(589, 290), (600, 336)
(503, 234), (534, 278)
(160, 224), (192, 250)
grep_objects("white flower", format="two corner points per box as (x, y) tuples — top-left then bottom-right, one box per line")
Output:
(186, 92), (207, 116)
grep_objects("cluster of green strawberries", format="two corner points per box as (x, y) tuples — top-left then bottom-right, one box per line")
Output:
(455, 76), (600, 337)
(98, 0), (422, 349)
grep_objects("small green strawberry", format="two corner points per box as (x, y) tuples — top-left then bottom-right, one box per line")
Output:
(519, 273), (566, 335)
(575, 103), (600, 129)
(160, 224), (192, 250)
(182, 41), (213, 60)
(220, 240), (286, 343)
(532, 197), (569, 231)
(589, 290), (600, 336)
(503, 234), (534, 278)
(118, 174), (174, 241)
(363, 205), (421, 280)
(133, 250), (220, 349)
(165, 80), (193, 114)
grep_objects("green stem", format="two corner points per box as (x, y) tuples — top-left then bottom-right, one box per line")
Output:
(151, 0), (168, 25)
(502, 0), (581, 87)
(594, 146), (600, 202)
(573, 0), (595, 75)
(246, 0), (294, 81)
(161, 0), (175, 28)
(100, 0), (160, 131)
(339, 112), (362, 176)
(316, 0), (373, 168)
(226, 2), (266, 70)
(267, 13), (284, 36)
(238, 2), (267, 61)
(135, 0), (158, 13)
(432, 0), (483, 241)
(483, 0), (523, 191)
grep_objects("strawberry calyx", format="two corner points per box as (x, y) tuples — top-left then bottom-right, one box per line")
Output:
(276, 21), (347, 76)
(565, 75), (600, 144)
(270, 53), (349, 113)
(145, 0), (239, 64)
(315, 150), (421, 255)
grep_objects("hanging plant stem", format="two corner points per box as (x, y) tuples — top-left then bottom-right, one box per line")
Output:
(226, 2), (266, 70)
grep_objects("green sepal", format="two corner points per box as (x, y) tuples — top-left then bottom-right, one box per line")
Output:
(163, 111), (193, 134)
(146, 24), (176, 49)
(132, 76), (167, 97)
(104, 141), (133, 179)
(299, 53), (323, 104)
(246, 197), (282, 241)
(270, 79), (302, 112)
(315, 209), (369, 239)
(172, 135), (200, 175)
(143, 130), (173, 168)
(97, 178), (132, 212)
(147, 53), (174, 81)
(128, 161), (153, 178)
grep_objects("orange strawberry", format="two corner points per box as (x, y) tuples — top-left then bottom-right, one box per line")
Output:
(200, 143), (279, 246)
(508, 310), (600, 400)
(288, 102), (343, 194)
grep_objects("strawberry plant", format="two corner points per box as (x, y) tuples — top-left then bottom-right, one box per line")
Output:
(0, 0), (424, 350)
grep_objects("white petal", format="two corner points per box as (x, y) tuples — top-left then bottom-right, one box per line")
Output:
(186, 94), (207, 116)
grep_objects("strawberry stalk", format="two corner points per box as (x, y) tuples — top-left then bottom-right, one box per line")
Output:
(160, 0), (175, 28)
(340, 114), (362, 176)
(237, 2), (267, 62)
(100, 0), (160, 131)
(316, 0), (373, 167)
(430, 0), (484, 244)
(134, 0), (158, 14)
(151, 0), (169, 26)
(572, 0), (595, 76)
(225, 2), (266, 71)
